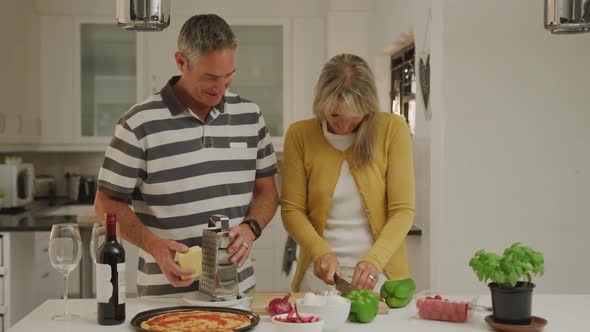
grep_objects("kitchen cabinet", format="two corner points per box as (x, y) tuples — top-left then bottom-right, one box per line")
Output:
(0, 234), (6, 331)
(0, 232), (80, 329)
(250, 209), (291, 292)
(0, 0), (40, 151)
(39, 16), (140, 151)
(141, 17), (293, 150)
(39, 15), (76, 147)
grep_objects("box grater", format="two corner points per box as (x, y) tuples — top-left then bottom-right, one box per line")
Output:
(199, 214), (239, 300)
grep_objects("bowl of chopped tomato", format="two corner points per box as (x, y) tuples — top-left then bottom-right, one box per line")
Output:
(271, 307), (324, 332)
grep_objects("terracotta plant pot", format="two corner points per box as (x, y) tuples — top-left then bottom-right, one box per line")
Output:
(489, 282), (535, 325)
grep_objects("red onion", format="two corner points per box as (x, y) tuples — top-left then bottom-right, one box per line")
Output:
(266, 293), (293, 316)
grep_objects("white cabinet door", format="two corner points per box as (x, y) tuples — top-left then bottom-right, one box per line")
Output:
(250, 210), (291, 292)
(38, 16), (139, 151)
(39, 15), (75, 145)
(0, 1), (39, 148)
(7, 232), (81, 326)
(31, 232), (79, 302)
(76, 21), (137, 140)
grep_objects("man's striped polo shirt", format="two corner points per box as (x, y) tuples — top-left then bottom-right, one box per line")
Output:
(97, 76), (278, 297)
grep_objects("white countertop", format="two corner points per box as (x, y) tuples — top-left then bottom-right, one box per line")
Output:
(7, 294), (588, 331)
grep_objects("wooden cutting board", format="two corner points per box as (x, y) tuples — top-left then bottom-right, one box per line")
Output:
(252, 292), (389, 315)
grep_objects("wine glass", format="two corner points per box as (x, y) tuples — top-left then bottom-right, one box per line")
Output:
(49, 223), (83, 321)
(90, 222), (105, 264)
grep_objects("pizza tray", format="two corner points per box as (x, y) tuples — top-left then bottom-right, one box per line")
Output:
(130, 305), (260, 332)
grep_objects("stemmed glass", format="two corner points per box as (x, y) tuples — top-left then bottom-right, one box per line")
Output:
(90, 222), (105, 264)
(48, 223), (82, 321)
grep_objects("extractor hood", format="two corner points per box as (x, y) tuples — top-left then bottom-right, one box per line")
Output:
(545, 0), (590, 34)
(116, 0), (170, 31)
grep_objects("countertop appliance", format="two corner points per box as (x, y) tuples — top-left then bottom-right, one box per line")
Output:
(116, 0), (170, 31)
(65, 173), (96, 204)
(545, 0), (590, 34)
(0, 163), (34, 209)
(34, 175), (56, 199)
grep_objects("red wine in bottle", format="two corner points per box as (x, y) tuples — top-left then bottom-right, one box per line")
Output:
(96, 212), (126, 325)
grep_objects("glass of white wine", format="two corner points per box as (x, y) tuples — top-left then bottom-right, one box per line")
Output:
(48, 223), (82, 321)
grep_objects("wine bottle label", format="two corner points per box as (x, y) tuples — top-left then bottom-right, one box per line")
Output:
(96, 263), (126, 304)
(117, 263), (126, 304)
(96, 263), (113, 303)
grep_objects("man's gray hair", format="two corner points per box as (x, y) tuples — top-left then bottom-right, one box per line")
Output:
(178, 14), (237, 65)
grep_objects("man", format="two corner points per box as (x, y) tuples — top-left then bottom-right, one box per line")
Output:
(95, 14), (279, 297)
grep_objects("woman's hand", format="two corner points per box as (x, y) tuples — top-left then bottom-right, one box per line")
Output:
(313, 252), (341, 285)
(352, 261), (380, 290)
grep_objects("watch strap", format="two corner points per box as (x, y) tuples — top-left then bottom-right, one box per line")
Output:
(241, 219), (262, 240)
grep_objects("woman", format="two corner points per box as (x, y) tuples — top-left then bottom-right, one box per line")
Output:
(281, 54), (415, 292)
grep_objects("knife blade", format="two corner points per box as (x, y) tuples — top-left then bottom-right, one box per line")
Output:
(334, 274), (356, 295)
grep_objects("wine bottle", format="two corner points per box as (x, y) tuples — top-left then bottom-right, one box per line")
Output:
(96, 212), (126, 325)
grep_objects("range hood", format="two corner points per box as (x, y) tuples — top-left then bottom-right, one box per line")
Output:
(116, 0), (170, 31)
(545, 0), (590, 34)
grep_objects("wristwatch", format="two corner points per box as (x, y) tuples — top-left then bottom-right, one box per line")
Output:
(241, 219), (262, 240)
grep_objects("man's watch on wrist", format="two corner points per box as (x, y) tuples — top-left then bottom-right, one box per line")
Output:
(241, 219), (262, 240)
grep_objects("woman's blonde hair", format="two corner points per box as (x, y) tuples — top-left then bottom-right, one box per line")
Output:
(313, 54), (379, 168)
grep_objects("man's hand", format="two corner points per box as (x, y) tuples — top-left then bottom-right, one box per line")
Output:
(227, 224), (255, 268)
(351, 260), (380, 290)
(149, 239), (195, 287)
(313, 252), (341, 285)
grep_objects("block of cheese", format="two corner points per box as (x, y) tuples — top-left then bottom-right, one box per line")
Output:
(176, 246), (203, 281)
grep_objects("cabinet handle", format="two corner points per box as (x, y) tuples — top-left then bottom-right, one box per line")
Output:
(42, 272), (50, 279)
(17, 114), (23, 134)
(0, 112), (5, 134)
(43, 247), (49, 253)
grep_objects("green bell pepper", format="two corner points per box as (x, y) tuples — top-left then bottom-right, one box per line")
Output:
(342, 289), (379, 323)
(380, 277), (416, 308)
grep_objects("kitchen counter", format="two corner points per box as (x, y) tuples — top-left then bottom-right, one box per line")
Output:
(0, 199), (93, 231)
(0, 200), (423, 235)
(7, 294), (587, 331)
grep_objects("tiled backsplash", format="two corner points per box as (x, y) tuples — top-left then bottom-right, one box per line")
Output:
(0, 151), (285, 199)
(0, 152), (105, 197)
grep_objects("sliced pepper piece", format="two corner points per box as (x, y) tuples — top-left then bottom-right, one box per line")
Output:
(342, 289), (380, 323)
(380, 277), (417, 308)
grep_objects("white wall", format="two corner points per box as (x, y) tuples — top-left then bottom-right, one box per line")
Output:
(368, 0), (432, 291)
(430, 0), (590, 294)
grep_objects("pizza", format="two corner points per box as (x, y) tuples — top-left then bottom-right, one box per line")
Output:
(140, 310), (252, 332)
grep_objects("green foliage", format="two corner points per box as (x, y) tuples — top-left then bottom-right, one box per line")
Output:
(468, 242), (544, 288)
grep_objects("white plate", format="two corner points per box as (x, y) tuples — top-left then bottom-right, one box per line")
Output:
(182, 292), (253, 311)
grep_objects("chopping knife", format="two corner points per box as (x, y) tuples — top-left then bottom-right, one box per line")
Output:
(334, 274), (357, 295)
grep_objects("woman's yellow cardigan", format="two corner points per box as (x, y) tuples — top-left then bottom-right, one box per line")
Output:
(281, 112), (416, 291)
